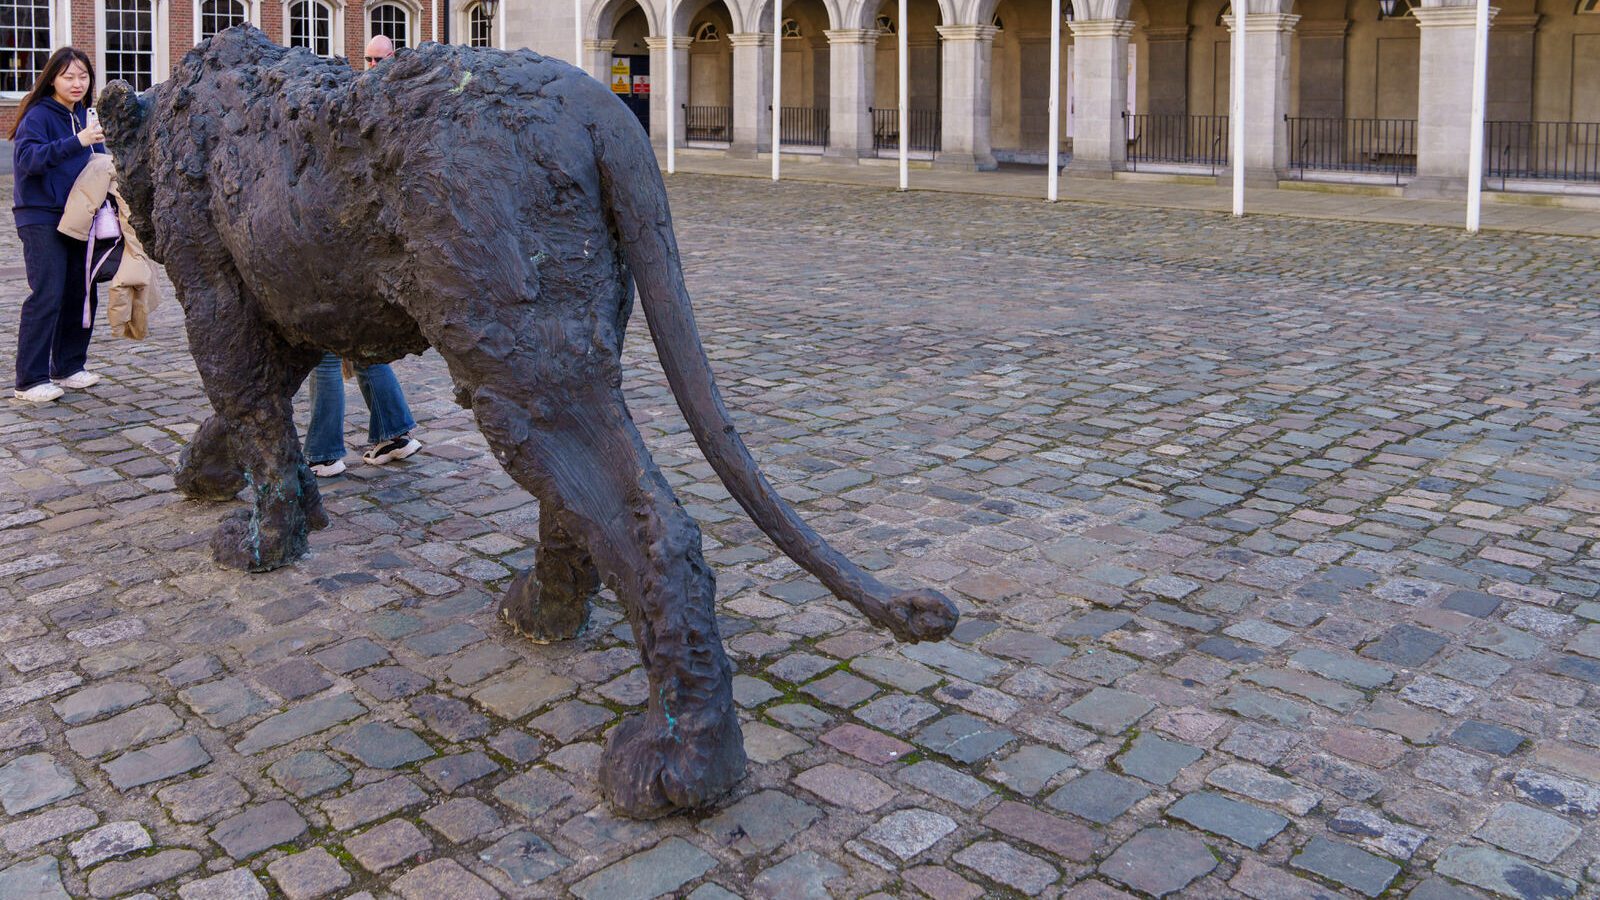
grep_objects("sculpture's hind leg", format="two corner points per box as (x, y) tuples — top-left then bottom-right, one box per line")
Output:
(500, 509), (599, 643)
(178, 271), (326, 571)
(175, 414), (247, 500)
(465, 376), (746, 818)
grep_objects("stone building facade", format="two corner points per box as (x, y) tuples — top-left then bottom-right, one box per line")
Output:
(1, 0), (1594, 192)
(525, 0), (1600, 194)
(0, 0), (453, 132)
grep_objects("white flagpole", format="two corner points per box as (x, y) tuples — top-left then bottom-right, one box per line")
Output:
(574, 0), (583, 66)
(897, 0), (908, 190)
(666, 0), (676, 174)
(772, 0), (782, 181)
(1231, 0), (1245, 216)
(1047, 0), (1060, 201)
(1465, 0), (1488, 233)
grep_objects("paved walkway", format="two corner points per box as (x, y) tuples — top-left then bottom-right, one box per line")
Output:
(0, 176), (1598, 899)
(670, 151), (1600, 239)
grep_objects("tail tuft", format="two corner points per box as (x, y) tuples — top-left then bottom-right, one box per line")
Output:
(875, 588), (960, 643)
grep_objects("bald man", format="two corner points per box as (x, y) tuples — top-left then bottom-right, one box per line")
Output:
(363, 34), (393, 69)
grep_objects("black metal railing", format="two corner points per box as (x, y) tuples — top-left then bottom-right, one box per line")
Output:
(774, 106), (829, 147)
(1485, 121), (1600, 185)
(870, 107), (942, 152)
(683, 105), (732, 143)
(1285, 116), (1417, 183)
(1123, 112), (1228, 170)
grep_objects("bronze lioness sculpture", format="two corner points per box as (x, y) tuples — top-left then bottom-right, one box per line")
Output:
(98, 26), (958, 818)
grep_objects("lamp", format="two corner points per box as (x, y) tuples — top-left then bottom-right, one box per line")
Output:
(481, 0), (499, 21)
(1377, 0), (1397, 17)
(1063, 0), (1074, 21)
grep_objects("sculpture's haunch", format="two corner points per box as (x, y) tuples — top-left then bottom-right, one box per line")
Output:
(99, 26), (959, 819)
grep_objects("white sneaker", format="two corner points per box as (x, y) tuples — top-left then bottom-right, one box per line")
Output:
(309, 459), (346, 477)
(54, 370), (101, 390)
(14, 383), (64, 403)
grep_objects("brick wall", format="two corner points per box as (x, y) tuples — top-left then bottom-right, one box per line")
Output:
(1, 0), (440, 130)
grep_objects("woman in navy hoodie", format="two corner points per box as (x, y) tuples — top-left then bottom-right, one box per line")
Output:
(10, 47), (106, 404)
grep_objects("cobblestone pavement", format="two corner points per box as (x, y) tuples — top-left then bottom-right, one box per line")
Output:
(2, 175), (1599, 899)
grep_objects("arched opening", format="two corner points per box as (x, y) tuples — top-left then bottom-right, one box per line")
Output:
(606, 2), (652, 132)
(990, 0), (1125, 164)
(1255, 0), (1419, 178)
(775, 0), (832, 146)
(1484, 0), (1600, 181)
(871, 0), (943, 156)
(685, 1), (735, 143)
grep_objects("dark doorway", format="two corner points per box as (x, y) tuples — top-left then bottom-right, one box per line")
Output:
(611, 53), (651, 133)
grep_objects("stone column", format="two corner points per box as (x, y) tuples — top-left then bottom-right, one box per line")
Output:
(936, 24), (998, 171)
(1407, 2), (1497, 197)
(645, 36), (691, 154)
(584, 39), (617, 84)
(1230, 12), (1298, 183)
(1065, 18), (1133, 177)
(1143, 26), (1190, 118)
(824, 29), (877, 162)
(729, 33), (774, 158)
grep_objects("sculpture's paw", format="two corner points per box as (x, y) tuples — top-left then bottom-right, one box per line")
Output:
(498, 569), (590, 644)
(878, 588), (960, 643)
(599, 710), (746, 819)
(210, 508), (308, 573)
(174, 444), (246, 501)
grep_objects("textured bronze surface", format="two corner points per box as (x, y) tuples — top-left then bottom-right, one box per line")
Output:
(99, 27), (957, 818)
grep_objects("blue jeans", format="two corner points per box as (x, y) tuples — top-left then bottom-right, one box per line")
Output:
(15, 224), (96, 390)
(304, 352), (416, 464)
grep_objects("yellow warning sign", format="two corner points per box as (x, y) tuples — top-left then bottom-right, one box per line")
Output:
(610, 59), (631, 94)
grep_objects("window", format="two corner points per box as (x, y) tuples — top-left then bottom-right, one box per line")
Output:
(780, 17), (799, 37)
(991, 14), (1004, 30)
(694, 21), (718, 41)
(875, 13), (895, 33)
(289, 0), (332, 56)
(1, 0), (53, 93)
(468, 1), (492, 46)
(369, 2), (408, 48)
(105, 0), (155, 90)
(200, 0), (247, 39)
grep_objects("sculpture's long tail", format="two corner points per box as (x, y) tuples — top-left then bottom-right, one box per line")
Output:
(591, 112), (958, 644)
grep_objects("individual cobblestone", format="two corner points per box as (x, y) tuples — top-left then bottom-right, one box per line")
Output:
(1099, 828), (1217, 896)
(68, 821), (151, 867)
(5, 177), (1600, 897)
(0, 855), (69, 900)
(265, 848), (351, 900)
(175, 869), (267, 900)
(1292, 836), (1402, 897)
(570, 837), (715, 900)
(210, 801), (308, 860)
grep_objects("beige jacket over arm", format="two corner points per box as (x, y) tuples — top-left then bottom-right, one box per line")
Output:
(58, 153), (162, 340)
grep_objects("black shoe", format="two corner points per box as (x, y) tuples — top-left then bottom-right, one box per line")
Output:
(363, 435), (422, 466)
